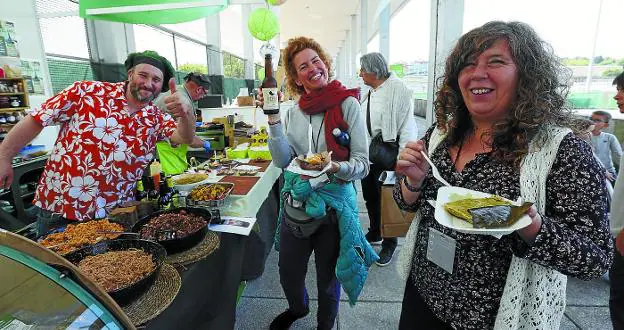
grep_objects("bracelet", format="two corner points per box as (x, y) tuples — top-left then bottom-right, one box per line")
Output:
(402, 176), (423, 192)
(268, 119), (281, 125)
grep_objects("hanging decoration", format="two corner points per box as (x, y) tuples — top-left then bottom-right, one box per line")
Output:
(80, 0), (228, 24)
(247, 8), (280, 42)
(266, 0), (288, 5)
(259, 42), (280, 71)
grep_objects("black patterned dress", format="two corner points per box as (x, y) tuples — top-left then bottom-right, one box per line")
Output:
(393, 126), (614, 329)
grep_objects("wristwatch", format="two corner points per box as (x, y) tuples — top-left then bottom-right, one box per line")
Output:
(402, 176), (422, 192)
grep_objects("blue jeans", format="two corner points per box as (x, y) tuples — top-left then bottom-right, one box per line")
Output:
(34, 206), (70, 238)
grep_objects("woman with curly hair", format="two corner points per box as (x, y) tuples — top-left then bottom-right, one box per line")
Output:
(392, 21), (613, 329)
(258, 37), (377, 329)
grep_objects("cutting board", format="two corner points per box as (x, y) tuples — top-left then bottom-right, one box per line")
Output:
(218, 176), (261, 195)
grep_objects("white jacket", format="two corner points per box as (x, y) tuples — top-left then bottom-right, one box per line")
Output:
(362, 73), (417, 153)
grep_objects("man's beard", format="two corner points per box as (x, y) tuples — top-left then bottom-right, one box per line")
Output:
(130, 84), (157, 103)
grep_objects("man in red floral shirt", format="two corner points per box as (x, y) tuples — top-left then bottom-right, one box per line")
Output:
(0, 50), (195, 236)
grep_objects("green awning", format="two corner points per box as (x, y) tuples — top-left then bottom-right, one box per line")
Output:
(80, 0), (228, 24)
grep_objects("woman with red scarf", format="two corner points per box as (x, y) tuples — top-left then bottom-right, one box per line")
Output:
(261, 37), (370, 329)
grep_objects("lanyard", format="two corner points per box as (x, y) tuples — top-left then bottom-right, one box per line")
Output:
(309, 115), (325, 153)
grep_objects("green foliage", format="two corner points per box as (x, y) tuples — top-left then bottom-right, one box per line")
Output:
(618, 58), (624, 66)
(389, 63), (405, 78)
(593, 56), (604, 64)
(223, 53), (245, 78)
(178, 63), (208, 74)
(602, 68), (623, 77)
(562, 57), (590, 66)
(599, 57), (617, 65)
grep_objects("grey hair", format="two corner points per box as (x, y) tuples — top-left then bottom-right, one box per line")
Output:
(360, 52), (391, 80)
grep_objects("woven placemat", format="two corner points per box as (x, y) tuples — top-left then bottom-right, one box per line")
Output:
(121, 263), (181, 326)
(165, 230), (220, 267)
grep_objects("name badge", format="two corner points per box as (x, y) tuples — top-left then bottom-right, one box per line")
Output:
(426, 227), (457, 274)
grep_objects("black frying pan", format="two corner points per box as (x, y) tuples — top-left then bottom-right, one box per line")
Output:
(63, 238), (166, 305)
(132, 207), (211, 254)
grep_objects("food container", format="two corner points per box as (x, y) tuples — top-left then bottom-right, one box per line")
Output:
(247, 148), (272, 160)
(225, 147), (248, 159)
(172, 172), (211, 191)
(63, 239), (166, 304)
(132, 207), (211, 254)
(236, 96), (254, 106)
(187, 182), (234, 208)
(38, 219), (130, 255)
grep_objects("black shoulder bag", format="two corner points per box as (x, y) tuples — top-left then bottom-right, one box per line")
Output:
(366, 91), (399, 170)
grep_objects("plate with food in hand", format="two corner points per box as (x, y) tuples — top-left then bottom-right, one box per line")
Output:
(434, 186), (533, 236)
(286, 151), (332, 178)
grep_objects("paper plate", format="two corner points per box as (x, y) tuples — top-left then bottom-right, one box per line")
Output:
(285, 158), (332, 178)
(434, 186), (531, 236)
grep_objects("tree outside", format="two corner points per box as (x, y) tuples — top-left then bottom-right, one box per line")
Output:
(178, 63), (208, 74)
(602, 67), (624, 77)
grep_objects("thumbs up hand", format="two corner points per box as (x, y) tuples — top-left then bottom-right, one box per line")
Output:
(164, 78), (191, 118)
(168, 78), (177, 93)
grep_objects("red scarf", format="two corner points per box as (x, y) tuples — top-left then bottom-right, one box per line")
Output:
(298, 80), (360, 161)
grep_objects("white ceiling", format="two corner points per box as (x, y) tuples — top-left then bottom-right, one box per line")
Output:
(278, 0), (409, 57)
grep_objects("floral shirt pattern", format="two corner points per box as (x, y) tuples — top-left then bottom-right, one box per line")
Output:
(393, 126), (613, 329)
(31, 81), (177, 220)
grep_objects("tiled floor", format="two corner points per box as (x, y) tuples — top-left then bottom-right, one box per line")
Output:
(236, 218), (612, 329)
(235, 116), (614, 329)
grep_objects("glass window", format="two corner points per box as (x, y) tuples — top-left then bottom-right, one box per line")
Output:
(223, 51), (245, 78)
(368, 33), (379, 53)
(36, 0), (90, 59)
(174, 36), (208, 73)
(0, 253), (123, 329)
(463, 0), (624, 110)
(134, 25), (177, 68)
(389, 0), (431, 101)
(219, 5), (244, 58)
(162, 18), (208, 43)
(253, 38), (265, 67)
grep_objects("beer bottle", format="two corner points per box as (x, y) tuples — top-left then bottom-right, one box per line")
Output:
(135, 179), (148, 201)
(158, 177), (172, 210)
(261, 54), (279, 114)
(148, 176), (160, 201)
(166, 176), (180, 208)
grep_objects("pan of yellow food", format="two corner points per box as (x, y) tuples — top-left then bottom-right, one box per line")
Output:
(172, 173), (211, 191)
(187, 183), (234, 208)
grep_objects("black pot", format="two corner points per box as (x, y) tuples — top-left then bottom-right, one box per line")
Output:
(64, 239), (166, 305)
(133, 207), (211, 254)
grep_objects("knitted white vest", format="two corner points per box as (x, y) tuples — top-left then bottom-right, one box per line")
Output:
(396, 125), (571, 329)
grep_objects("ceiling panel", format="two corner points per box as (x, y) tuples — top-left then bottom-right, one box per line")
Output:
(279, 0), (410, 56)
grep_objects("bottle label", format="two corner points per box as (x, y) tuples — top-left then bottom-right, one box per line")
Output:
(263, 88), (279, 111)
